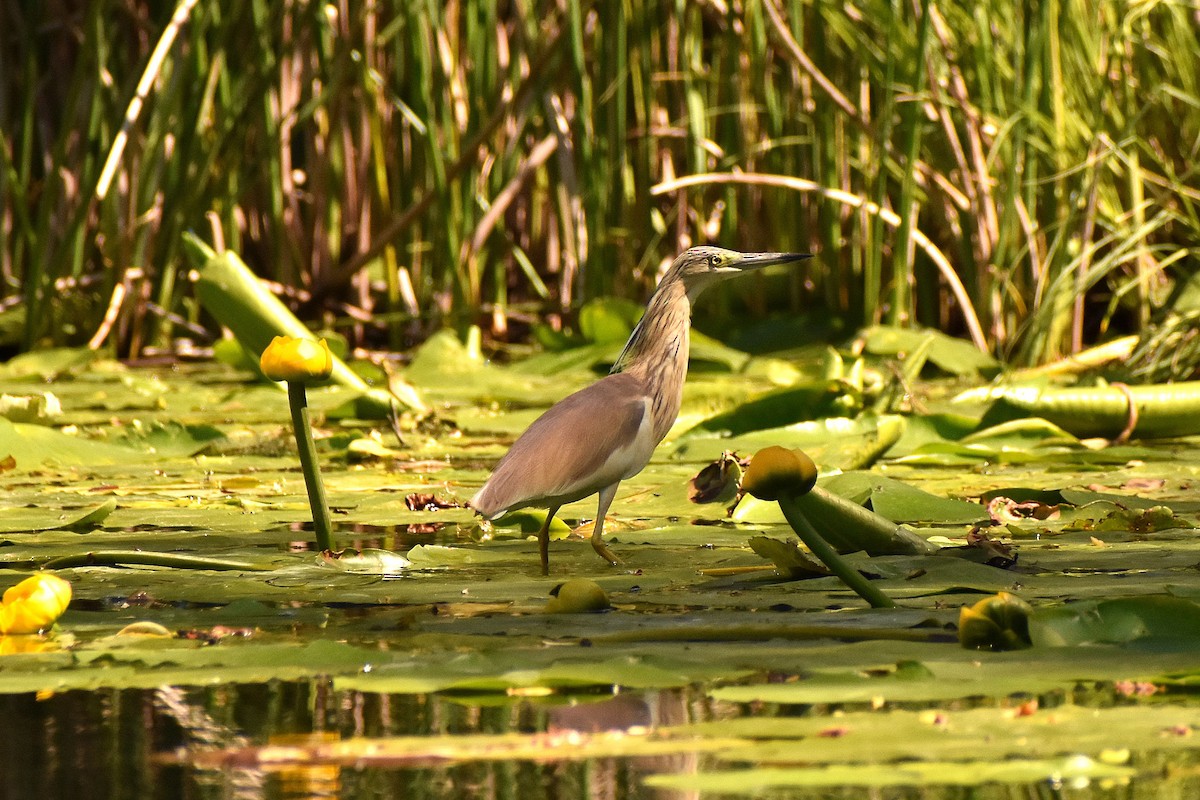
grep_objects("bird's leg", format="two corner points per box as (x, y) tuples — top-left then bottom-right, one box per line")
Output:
(538, 505), (561, 576)
(590, 483), (624, 566)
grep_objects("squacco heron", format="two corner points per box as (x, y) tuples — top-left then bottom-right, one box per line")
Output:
(471, 246), (811, 573)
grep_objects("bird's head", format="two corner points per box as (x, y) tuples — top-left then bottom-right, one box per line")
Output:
(667, 246), (811, 299)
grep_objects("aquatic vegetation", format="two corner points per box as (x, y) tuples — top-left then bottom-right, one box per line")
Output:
(3, 344), (1200, 794)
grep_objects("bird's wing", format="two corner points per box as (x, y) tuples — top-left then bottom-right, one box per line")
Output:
(471, 372), (652, 517)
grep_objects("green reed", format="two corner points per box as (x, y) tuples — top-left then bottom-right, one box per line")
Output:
(1, 0), (1197, 366)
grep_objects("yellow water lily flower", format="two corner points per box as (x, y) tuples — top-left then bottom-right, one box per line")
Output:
(0, 573), (72, 635)
(0, 636), (58, 655)
(260, 336), (334, 382)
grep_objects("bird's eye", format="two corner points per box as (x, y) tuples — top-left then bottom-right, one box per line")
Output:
(709, 255), (722, 266)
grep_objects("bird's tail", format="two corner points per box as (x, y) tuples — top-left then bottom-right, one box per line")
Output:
(468, 486), (503, 520)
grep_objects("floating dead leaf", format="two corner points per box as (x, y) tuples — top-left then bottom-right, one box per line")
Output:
(1114, 680), (1158, 697)
(1006, 699), (1039, 718)
(987, 496), (1059, 523)
(179, 626), (256, 643)
(957, 530), (1018, 569)
(404, 522), (444, 535)
(405, 492), (460, 511)
(431, 602), (514, 618)
(747, 536), (829, 578)
(817, 726), (850, 738)
(688, 451), (745, 504)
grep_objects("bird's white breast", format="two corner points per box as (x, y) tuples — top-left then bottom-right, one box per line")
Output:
(584, 396), (658, 490)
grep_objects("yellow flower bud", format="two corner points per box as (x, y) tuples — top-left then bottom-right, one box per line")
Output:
(546, 578), (611, 613)
(260, 336), (334, 382)
(958, 591), (1033, 651)
(741, 446), (818, 501)
(0, 573), (72, 635)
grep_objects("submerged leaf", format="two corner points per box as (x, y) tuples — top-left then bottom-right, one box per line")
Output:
(321, 548), (411, 575)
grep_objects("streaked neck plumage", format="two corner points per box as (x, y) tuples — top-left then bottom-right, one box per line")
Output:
(610, 276), (693, 443)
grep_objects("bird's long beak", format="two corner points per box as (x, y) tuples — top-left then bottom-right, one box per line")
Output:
(733, 251), (813, 272)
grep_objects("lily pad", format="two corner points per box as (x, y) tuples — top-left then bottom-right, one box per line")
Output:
(0, 417), (142, 469)
(861, 325), (1000, 378)
(821, 472), (987, 524)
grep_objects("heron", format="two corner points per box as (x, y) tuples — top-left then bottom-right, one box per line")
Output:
(471, 246), (811, 574)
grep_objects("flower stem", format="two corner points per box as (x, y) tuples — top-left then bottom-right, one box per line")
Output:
(287, 381), (334, 551)
(42, 551), (273, 571)
(778, 495), (896, 609)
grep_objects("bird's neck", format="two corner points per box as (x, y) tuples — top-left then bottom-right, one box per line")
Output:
(612, 279), (692, 442)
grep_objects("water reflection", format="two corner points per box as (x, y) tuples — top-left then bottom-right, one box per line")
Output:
(0, 683), (703, 800)
(4, 682), (1200, 800)
(284, 522), (455, 553)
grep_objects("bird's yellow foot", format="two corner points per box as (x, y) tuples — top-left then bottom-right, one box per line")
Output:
(592, 539), (624, 567)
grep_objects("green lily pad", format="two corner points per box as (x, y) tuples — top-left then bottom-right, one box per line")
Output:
(821, 472), (987, 524)
(579, 296), (641, 344)
(0, 499), (117, 533)
(861, 325), (1000, 378)
(0, 417), (141, 469)
(110, 420), (227, 456)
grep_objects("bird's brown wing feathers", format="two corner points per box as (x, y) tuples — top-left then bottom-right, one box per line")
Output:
(471, 372), (651, 518)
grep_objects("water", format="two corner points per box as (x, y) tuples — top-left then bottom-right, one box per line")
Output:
(2, 685), (699, 800)
(6, 682), (1199, 800)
